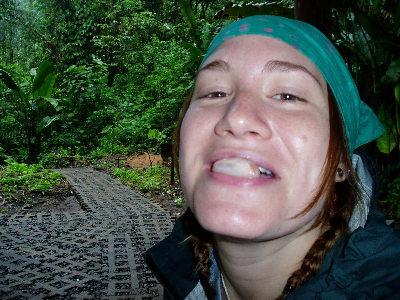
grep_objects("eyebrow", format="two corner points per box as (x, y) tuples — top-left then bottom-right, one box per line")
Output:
(263, 60), (323, 87)
(198, 59), (230, 73)
(198, 59), (323, 88)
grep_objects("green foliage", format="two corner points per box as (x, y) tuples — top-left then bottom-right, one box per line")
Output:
(53, 63), (111, 153)
(1, 0), (197, 161)
(178, 0), (203, 49)
(0, 146), (8, 164)
(215, 1), (294, 18)
(174, 196), (184, 207)
(383, 176), (400, 219)
(0, 60), (60, 163)
(0, 159), (63, 202)
(112, 163), (184, 207)
(38, 148), (87, 168)
(0, 69), (21, 92)
(148, 129), (168, 147)
(112, 165), (169, 193)
(377, 105), (399, 154)
(377, 58), (400, 154)
(0, 0), (399, 218)
(0, 109), (24, 159)
(32, 61), (56, 98)
(95, 37), (190, 155)
(0, 0), (43, 66)
(324, 1), (400, 157)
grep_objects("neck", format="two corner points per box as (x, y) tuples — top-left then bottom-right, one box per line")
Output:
(214, 225), (322, 300)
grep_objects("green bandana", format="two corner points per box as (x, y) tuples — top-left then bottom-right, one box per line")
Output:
(201, 15), (384, 153)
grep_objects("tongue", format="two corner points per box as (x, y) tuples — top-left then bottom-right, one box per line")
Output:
(212, 158), (259, 178)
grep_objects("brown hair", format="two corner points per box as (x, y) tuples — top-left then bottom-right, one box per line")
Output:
(173, 90), (359, 297)
(280, 90), (358, 295)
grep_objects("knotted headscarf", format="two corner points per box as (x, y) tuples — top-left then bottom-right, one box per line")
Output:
(201, 15), (384, 153)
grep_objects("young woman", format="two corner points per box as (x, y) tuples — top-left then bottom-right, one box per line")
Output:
(146, 15), (400, 299)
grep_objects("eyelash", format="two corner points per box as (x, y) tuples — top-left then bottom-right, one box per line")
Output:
(201, 91), (227, 99)
(272, 93), (305, 102)
(199, 91), (305, 103)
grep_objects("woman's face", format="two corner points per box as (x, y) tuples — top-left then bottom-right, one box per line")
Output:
(179, 35), (330, 241)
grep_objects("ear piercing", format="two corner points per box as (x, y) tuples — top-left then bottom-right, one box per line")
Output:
(337, 168), (344, 178)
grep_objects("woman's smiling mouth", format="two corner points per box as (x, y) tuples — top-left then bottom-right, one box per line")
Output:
(212, 157), (275, 178)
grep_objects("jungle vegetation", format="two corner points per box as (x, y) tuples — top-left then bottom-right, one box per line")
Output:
(0, 0), (399, 217)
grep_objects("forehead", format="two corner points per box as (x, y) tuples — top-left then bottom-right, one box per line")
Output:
(201, 35), (326, 87)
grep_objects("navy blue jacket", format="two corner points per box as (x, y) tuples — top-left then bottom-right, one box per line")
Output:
(145, 209), (400, 299)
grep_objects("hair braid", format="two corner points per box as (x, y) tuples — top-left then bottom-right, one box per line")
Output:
(193, 236), (212, 279)
(282, 194), (351, 295)
(184, 213), (215, 298)
(280, 175), (357, 297)
(280, 91), (358, 297)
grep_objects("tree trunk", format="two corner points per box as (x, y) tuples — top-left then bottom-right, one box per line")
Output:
(295, 0), (333, 36)
(26, 125), (41, 164)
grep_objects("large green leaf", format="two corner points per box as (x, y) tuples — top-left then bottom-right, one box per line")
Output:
(43, 97), (60, 109)
(178, 0), (202, 50)
(377, 130), (398, 154)
(377, 106), (399, 154)
(354, 10), (400, 54)
(0, 68), (27, 102)
(32, 60), (56, 98)
(37, 115), (60, 133)
(182, 41), (203, 72)
(182, 42), (202, 59)
(0, 69), (21, 92)
(395, 84), (400, 104)
(35, 73), (56, 98)
(385, 59), (400, 82)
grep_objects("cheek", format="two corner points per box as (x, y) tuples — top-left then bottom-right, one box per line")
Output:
(280, 112), (330, 197)
(179, 107), (207, 159)
(179, 104), (223, 154)
(288, 112), (330, 160)
(179, 111), (196, 178)
(179, 107), (214, 189)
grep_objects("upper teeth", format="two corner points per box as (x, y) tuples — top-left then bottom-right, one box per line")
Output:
(211, 157), (274, 178)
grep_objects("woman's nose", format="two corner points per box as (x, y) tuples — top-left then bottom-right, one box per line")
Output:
(214, 93), (273, 139)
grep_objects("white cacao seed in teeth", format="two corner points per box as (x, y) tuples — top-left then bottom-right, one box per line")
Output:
(212, 158), (259, 178)
(258, 166), (273, 177)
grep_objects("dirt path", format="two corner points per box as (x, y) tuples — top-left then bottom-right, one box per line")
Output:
(0, 167), (172, 299)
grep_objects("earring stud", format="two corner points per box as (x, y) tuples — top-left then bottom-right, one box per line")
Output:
(337, 168), (344, 178)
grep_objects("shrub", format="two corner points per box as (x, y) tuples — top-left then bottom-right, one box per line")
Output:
(39, 148), (88, 168)
(112, 165), (169, 193)
(0, 159), (63, 202)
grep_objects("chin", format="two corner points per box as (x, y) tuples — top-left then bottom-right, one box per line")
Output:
(191, 196), (279, 241)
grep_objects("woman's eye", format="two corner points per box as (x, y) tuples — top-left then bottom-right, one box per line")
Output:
(272, 93), (303, 102)
(204, 91), (227, 99)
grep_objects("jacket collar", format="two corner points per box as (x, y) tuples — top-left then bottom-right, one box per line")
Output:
(145, 210), (199, 299)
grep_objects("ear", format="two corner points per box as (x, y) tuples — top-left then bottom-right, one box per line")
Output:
(335, 163), (348, 182)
